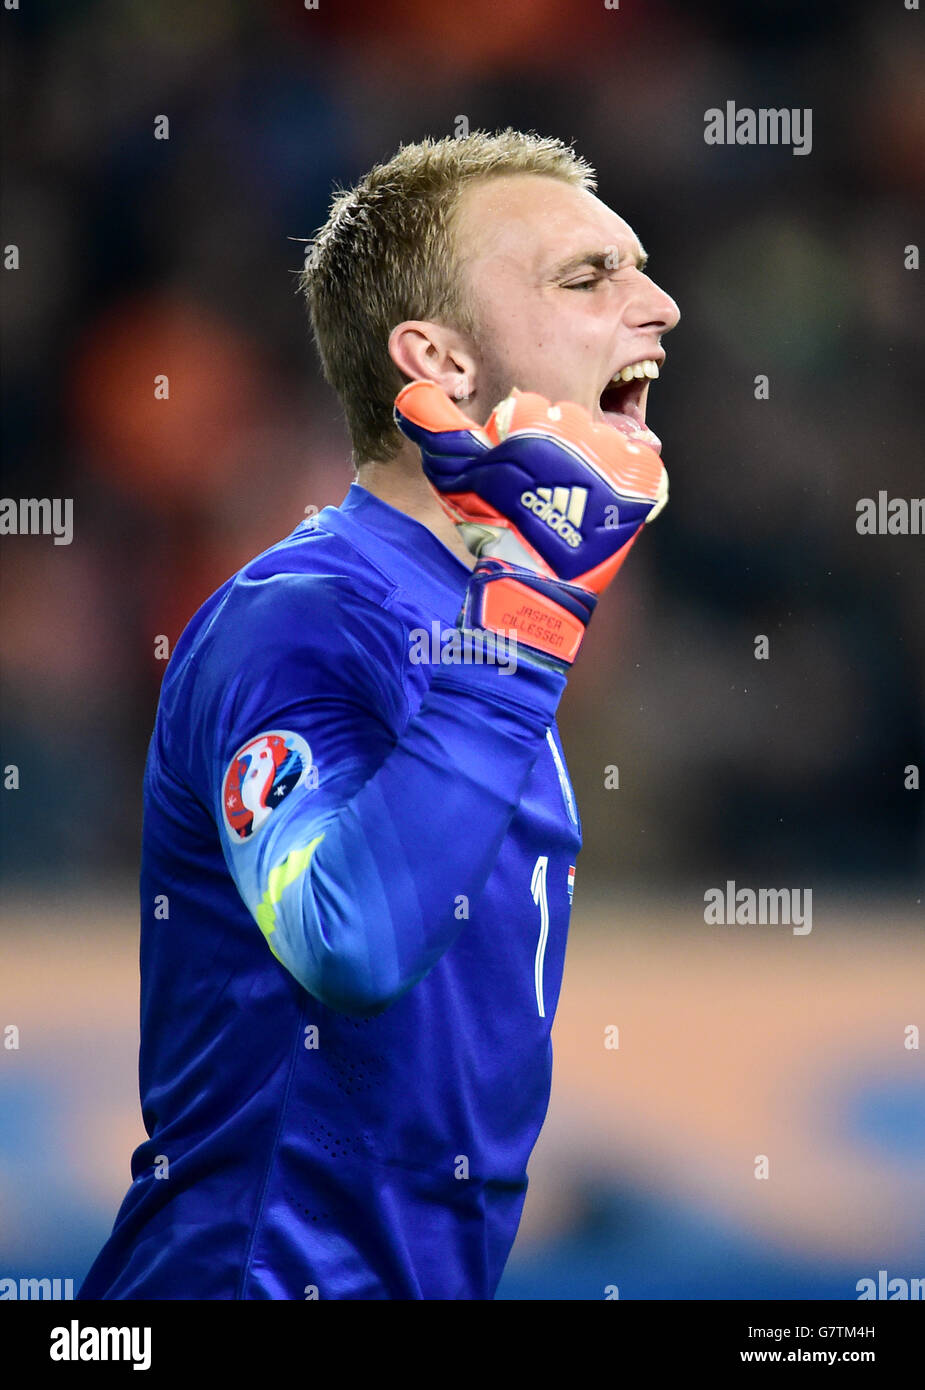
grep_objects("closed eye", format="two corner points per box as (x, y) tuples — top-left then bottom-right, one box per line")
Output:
(562, 264), (646, 291)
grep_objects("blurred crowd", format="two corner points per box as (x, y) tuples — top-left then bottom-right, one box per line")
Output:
(2, 0), (922, 891)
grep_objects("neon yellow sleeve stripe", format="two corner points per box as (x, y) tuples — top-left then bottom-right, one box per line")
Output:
(255, 834), (325, 961)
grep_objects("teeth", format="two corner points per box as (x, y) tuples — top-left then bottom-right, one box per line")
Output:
(613, 358), (660, 384)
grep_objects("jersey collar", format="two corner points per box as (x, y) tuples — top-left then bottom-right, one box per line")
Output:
(332, 482), (471, 616)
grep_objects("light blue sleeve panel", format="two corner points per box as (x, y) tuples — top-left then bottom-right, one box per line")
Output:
(205, 574), (567, 1016)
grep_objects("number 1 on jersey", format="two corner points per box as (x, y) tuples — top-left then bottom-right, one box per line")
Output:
(531, 855), (550, 1018)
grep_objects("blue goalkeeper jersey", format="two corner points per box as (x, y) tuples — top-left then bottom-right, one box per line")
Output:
(77, 482), (582, 1301)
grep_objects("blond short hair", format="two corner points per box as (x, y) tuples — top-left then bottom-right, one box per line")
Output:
(299, 129), (596, 465)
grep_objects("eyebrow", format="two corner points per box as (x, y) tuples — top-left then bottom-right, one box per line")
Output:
(548, 247), (648, 279)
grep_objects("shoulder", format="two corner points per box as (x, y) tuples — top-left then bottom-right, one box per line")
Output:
(155, 516), (415, 775)
(173, 516), (408, 683)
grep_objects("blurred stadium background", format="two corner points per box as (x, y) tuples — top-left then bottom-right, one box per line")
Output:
(2, 0), (922, 1299)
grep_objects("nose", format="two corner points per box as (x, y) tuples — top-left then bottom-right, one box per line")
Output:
(626, 271), (680, 334)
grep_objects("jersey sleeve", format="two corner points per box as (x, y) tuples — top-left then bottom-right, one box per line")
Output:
(207, 576), (566, 1016)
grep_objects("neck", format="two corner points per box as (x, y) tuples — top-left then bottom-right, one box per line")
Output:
(355, 440), (477, 571)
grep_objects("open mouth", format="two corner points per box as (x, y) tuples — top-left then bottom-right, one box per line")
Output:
(598, 358), (663, 454)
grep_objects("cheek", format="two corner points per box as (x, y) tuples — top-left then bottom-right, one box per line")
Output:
(473, 308), (526, 384)
(473, 290), (600, 397)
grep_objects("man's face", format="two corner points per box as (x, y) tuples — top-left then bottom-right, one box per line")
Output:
(452, 174), (680, 453)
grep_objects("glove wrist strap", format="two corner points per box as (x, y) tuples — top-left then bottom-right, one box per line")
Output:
(460, 560), (597, 669)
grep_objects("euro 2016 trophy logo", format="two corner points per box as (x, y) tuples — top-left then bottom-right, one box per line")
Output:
(222, 730), (314, 842)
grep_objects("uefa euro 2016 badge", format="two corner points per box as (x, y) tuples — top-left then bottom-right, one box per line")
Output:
(567, 865), (575, 903)
(222, 730), (314, 842)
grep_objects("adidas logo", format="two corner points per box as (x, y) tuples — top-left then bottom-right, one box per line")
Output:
(520, 486), (587, 548)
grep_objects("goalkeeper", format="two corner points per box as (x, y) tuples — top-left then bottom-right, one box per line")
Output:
(78, 130), (679, 1301)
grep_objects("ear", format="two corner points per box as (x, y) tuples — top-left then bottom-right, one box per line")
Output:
(388, 321), (477, 403)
